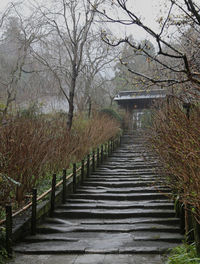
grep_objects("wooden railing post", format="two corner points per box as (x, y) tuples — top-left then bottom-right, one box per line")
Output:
(73, 163), (77, 193)
(81, 159), (84, 183)
(50, 173), (56, 216)
(110, 140), (112, 154)
(92, 150), (95, 172)
(31, 188), (37, 235)
(62, 169), (67, 204)
(114, 139), (117, 150)
(87, 154), (90, 177)
(5, 204), (12, 256)
(108, 141), (110, 156)
(101, 145), (104, 163)
(97, 147), (100, 167)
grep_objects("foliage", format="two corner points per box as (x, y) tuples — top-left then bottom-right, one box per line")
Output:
(140, 109), (153, 128)
(113, 37), (157, 92)
(166, 243), (200, 264)
(18, 103), (42, 119)
(99, 108), (122, 124)
(0, 112), (120, 208)
(149, 98), (200, 224)
(0, 227), (8, 264)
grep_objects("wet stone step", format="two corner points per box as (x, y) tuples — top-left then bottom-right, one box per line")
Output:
(35, 223), (181, 234)
(58, 202), (174, 210)
(53, 208), (176, 219)
(87, 174), (159, 178)
(81, 182), (163, 188)
(14, 233), (183, 254)
(75, 188), (170, 194)
(13, 132), (183, 255)
(68, 193), (170, 201)
(43, 217), (180, 226)
(65, 198), (172, 205)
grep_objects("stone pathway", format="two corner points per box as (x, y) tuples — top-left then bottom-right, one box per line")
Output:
(12, 132), (183, 263)
(10, 253), (168, 264)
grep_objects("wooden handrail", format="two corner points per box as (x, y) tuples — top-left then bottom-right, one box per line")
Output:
(0, 153), (97, 225)
(0, 137), (119, 226)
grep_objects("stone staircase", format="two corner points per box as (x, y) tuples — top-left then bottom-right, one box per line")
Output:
(14, 132), (184, 254)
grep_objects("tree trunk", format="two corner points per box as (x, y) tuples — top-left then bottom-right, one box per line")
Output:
(88, 96), (91, 118)
(67, 75), (76, 130)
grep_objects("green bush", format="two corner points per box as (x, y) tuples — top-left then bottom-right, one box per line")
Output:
(141, 109), (153, 128)
(99, 108), (122, 123)
(166, 243), (200, 264)
(0, 227), (8, 264)
(18, 103), (42, 119)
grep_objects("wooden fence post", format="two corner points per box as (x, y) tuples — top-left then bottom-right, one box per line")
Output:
(101, 145), (104, 163)
(87, 154), (90, 177)
(110, 140), (112, 154)
(92, 150), (95, 172)
(31, 188), (37, 235)
(97, 148), (100, 167)
(73, 163), (77, 193)
(81, 159), (84, 183)
(62, 169), (67, 204)
(50, 173), (56, 216)
(108, 142), (110, 156)
(5, 204), (12, 256)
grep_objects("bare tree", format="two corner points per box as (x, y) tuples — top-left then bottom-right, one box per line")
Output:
(31, 0), (104, 130)
(92, 0), (200, 92)
(0, 3), (41, 119)
(74, 31), (119, 112)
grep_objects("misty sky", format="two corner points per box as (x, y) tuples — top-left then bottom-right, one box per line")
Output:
(0, 0), (167, 41)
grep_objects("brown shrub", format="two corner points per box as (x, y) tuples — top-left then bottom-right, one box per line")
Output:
(0, 113), (120, 206)
(149, 98), (200, 223)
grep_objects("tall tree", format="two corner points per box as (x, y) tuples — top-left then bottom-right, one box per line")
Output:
(0, 5), (39, 119)
(114, 37), (157, 91)
(74, 32), (119, 112)
(32, 0), (104, 130)
(94, 0), (200, 92)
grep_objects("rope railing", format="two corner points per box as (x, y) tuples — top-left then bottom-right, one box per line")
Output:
(1, 135), (122, 255)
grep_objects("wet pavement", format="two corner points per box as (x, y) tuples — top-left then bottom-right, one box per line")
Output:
(12, 132), (182, 262)
(10, 253), (168, 264)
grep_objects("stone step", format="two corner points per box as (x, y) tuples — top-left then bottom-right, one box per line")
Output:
(35, 223), (181, 234)
(13, 132), (183, 256)
(58, 202), (174, 210)
(44, 217), (180, 226)
(97, 165), (160, 170)
(53, 208), (176, 219)
(14, 232), (183, 254)
(81, 181), (163, 187)
(90, 171), (159, 176)
(76, 187), (170, 194)
(68, 193), (170, 201)
(65, 198), (173, 207)
(84, 177), (160, 182)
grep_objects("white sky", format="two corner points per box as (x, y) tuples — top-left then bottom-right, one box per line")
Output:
(0, 0), (169, 42)
(102, 0), (169, 42)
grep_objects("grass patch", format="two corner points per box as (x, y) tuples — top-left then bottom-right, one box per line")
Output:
(166, 243), (200, 264)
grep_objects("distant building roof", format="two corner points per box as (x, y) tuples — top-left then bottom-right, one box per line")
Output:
(114, 89), (167, 109)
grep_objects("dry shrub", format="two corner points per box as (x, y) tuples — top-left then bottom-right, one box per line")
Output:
(150, 98), (200, 223)
(70, 112), (121, 161)
(0, 113), (120, 206)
